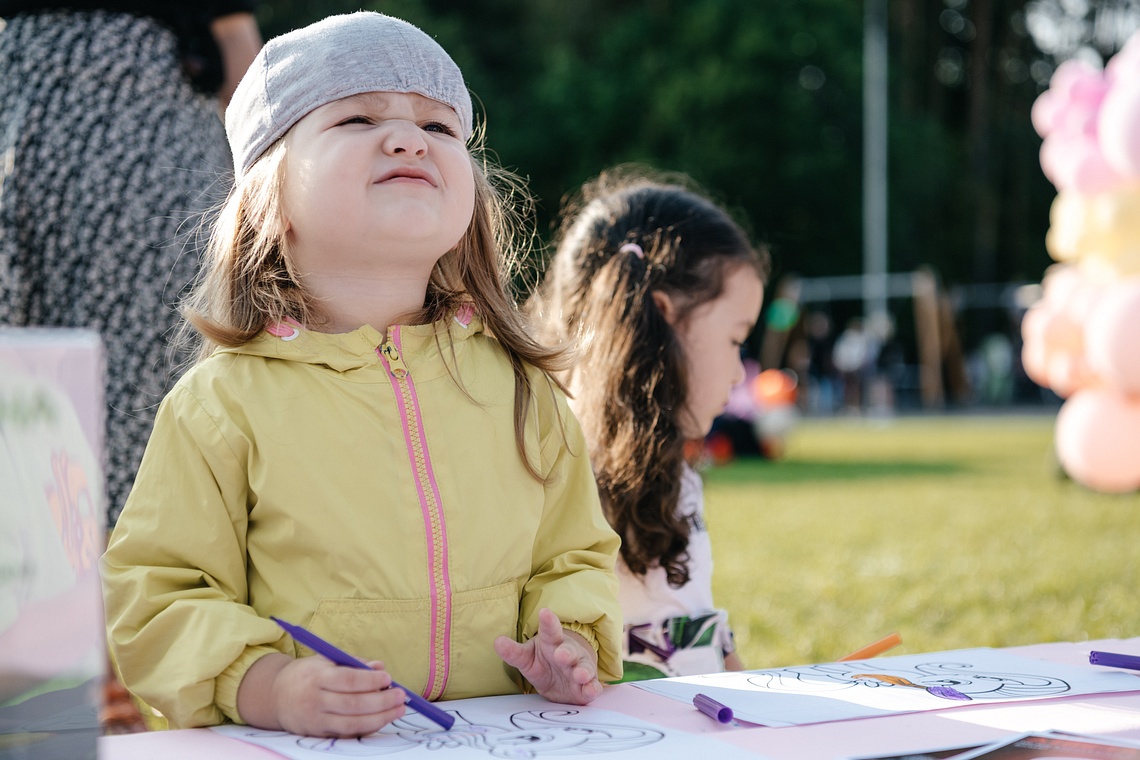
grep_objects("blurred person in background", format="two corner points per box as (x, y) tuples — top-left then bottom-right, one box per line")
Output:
(832, 317), (880, 414)
(0, 1), (262, 528)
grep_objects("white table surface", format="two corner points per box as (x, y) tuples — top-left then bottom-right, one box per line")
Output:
(99, 637), (1140, 760)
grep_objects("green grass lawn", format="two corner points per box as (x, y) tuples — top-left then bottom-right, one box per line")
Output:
(704, 413), (1140, 670)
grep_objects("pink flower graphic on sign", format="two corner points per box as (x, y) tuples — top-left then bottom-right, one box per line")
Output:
(45, 451), (100, 574)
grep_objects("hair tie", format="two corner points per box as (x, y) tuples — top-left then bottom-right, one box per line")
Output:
(619, 242), (645, 260)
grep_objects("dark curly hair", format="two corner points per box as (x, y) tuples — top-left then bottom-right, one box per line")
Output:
(530, 167), (769, 586)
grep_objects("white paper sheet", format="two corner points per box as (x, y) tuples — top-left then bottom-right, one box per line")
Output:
(211, 693), (768, 759)
(942, 698), (1140, 734)
(633, 648), (1140, 727)
(952, 730), (1140, 759)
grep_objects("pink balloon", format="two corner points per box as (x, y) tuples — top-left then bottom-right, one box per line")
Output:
(1022, 344), (1048, 389)
(1032, 52), (1140, 190)
(1099, 29), (1140, 177)
(1020, 299), (1092, 397)
(1099, 80), (1140, 178)
(1070, 61), (1109, 101)
(1055, 388), (1140, 493)
(1046, 352), (1093, 398)
(1040, 306), (1084, 353)
(1041, 136), (1095, 191)
(1021, 303), (1046, 342)
(1032, 88), (1064, 138)
(1065, 271), (1110, 323)
(1072, 149), (1126, 193)
(1057, 97), (1099, 138)
(1039, 139), (1065, 189)
(1048, 58), (1103, 105)
(1040, 133), (1124, 193)
(1041, 264), (1081, 307)
(1021, 307), (1050, 388)
(1086, 281), (1140, 393)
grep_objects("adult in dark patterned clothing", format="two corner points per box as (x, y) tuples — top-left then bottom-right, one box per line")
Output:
(0, 2), (262, 529)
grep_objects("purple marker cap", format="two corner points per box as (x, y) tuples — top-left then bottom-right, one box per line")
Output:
(693, 692), (733, 723)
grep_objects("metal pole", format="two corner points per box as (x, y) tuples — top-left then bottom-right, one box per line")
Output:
(863, 0), (889, 324)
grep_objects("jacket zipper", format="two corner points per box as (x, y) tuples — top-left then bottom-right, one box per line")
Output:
(377, 326), (451, 700)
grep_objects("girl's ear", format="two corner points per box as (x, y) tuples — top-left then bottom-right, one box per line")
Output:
(652, 290), (677, 326)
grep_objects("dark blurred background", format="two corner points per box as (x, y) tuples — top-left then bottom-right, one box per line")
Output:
(257, 0), (1139, 415)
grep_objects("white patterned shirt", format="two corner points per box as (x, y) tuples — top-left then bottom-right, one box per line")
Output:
(615, 464), (715, 626)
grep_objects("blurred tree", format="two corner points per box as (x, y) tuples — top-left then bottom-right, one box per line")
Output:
(888, 0), (1054, 293)
(250, 1), (1116, 349)
(257, 0), (869, 287)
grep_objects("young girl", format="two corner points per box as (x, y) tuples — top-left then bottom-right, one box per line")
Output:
(531, 168), (769, 681)
(101, 12), (622, 737)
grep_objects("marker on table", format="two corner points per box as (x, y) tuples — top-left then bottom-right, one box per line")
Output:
(1089, 650), (1140, 672)
(838, 632), (903, 662)
(271, 617), (455, 731)
(693, 693), (734, 724)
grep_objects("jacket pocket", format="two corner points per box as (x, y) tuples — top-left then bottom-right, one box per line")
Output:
(444, 581), (521, 699)
(302, 582), (521, 701)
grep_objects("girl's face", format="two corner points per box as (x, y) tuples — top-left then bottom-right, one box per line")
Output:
(280, 91), (475, 280)
(659, 264), (765, 439)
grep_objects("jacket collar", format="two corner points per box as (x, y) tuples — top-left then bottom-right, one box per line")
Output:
(216, 307), (484, 375)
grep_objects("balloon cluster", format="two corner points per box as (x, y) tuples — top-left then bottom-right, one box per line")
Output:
(1023, 33), (1140, 493)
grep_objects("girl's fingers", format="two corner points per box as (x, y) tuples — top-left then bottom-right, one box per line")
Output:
(493, 635), (527, 668)
(320, 684), (408, 717)
(315, 702), (407, 738)
(322, 665), (394, 693)
(552, 641), (576, 671)
(537, 608), (564, 643)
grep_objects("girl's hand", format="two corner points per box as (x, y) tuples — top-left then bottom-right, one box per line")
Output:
(238, 653), (406, 737)
(493, 607), (603, 705)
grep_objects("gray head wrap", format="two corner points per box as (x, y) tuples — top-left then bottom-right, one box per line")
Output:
(225, 11), (473, 180)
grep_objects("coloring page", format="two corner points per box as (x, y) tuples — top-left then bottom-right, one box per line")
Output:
(212, 693), (767, 759)
(633, 648), (1140, 727)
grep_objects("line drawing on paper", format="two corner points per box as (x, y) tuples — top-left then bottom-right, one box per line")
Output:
(233, 708), (665, 758)
(631, 649), (1136, 729)
(739, 659), (1072, 701)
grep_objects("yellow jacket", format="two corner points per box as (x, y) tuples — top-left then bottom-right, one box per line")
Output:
(102, 314), (622, 728)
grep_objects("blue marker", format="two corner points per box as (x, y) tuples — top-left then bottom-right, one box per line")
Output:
(271, 617), (455, 730)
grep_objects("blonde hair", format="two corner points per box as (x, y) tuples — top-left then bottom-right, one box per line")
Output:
(180, 132), (565, 479)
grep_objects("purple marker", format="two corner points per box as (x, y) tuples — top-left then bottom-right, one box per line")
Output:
(271, 617), (455, 730)
(693, 692), (734, 723)
(1090, 650), (1140, 671)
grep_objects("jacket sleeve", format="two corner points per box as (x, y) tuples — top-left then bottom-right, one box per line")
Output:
(518, 380), (624, 683)
(101, 382), (288, 728)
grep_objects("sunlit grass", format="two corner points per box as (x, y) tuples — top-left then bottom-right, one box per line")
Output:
(705, 414), (1140, 670)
